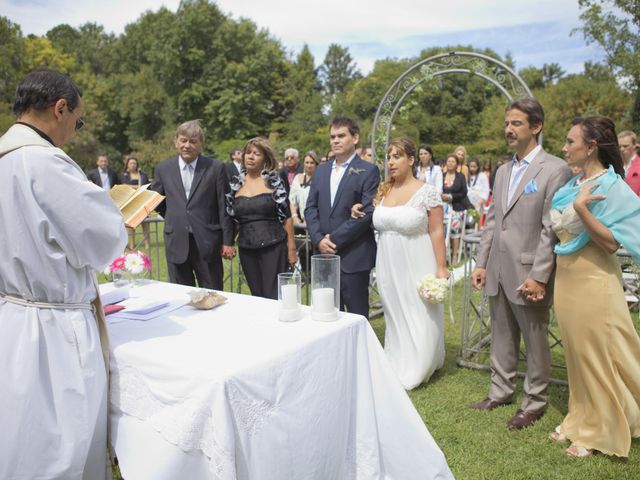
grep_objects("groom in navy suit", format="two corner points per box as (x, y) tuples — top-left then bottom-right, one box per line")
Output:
(305, 117), (380, 319)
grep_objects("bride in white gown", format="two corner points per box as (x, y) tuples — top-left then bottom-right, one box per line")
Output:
(353, 138), (448, 389)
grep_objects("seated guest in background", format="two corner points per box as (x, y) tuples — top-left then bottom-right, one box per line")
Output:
(454, 145), (470, 180)
(361, 146), (374, 163)
(481, 159), (493, 191)
(151, 120), (235, 289)
(227, 138), (298, 299)
(279, 147), (303, 194)
(121, 155), (149, 186)
(289, 150), (319, 227)
(121, 155), (150, 250)
(618, 130), (640, 196)
(225, 147), (243, 180)
(417, 144), (443, 195)
(87, 153), (119, 190)
(467, 157), (490, 210)
(0, 67), (127, 479)
(442, 154), (472, 260)
(550, 116), (640, 458)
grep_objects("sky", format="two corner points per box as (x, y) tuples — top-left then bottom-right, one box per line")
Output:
(2, 0), (607, 74)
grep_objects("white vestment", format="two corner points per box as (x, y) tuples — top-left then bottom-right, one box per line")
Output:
(0, 124), (127, 479)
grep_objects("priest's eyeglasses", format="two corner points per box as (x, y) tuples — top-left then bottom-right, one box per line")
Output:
(67, 106), (85, 131)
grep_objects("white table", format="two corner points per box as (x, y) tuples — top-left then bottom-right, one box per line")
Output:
(104, 281), (453, 479)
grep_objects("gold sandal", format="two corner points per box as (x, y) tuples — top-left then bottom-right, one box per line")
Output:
(548, 426), (568, 443)
(565, 444), (594, 458)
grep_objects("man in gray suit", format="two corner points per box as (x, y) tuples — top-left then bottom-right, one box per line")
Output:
(469, 98), (572, 430)
(151, 120), (235, 289)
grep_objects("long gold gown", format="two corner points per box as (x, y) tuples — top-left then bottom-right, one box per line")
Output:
(553, 219), (640, 457)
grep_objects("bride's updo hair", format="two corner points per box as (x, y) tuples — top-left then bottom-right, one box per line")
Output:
(374, 137), (417, 205)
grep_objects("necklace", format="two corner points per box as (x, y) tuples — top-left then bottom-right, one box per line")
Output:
(576, 169), (606, 186)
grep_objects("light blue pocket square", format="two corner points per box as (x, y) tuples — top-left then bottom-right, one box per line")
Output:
(524, 179), (538, 194)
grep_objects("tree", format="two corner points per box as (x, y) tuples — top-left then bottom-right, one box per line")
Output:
(0, 17), (24, 104)
(282, 45), (325, 140)
(519, 63), (566, 90)
(319, 44), (361, 112)
(22, 36), (77, 75)
(577, 0), (640, 126)
(47, 23), (117, 76)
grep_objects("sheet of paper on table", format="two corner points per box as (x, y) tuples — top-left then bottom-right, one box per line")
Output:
(107, 298), (189, 322)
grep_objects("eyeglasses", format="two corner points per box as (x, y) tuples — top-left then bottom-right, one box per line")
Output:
(67, 106), (85, 131)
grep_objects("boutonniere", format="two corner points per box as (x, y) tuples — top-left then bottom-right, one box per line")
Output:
(348, 167), (365, 176)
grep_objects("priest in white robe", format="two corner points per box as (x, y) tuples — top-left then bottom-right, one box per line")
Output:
(0, 68), (127, 479)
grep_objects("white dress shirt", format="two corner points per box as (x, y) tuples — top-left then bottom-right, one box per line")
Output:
(330, 154), (355, 207)
(179, 156), (198, 199)
(507, 145), (541, 205)
(99, 168), (111, 190)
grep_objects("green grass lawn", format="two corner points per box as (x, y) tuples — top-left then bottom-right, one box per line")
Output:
(111, 225), (639, 480)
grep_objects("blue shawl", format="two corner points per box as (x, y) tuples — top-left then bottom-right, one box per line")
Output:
(551, 166), (640, 263)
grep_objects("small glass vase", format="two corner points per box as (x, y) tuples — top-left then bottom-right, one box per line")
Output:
(125, 270), (148, 287)
(112, 270), (129, 287)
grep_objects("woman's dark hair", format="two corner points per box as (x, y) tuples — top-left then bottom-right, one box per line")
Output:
(572, 116), (625, 178)
(126, 156), (139, 170)
(13, 68), (82, 116)
(468, 157), (481, 170)
(419, 144), (434, 157)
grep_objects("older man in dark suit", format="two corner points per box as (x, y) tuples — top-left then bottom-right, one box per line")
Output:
(87, 153), (119, 190)
(305, 116), (379, 319)
(151, 120), (235, 289)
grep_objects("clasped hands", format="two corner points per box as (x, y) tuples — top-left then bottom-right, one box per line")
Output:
(221, 245), (236, 259)
(471, 267), (546, 302)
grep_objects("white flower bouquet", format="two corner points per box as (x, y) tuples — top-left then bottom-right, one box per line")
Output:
(417, 274), (449, 304)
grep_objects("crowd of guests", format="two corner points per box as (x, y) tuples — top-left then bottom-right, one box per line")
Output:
(3, 67), (640, 479)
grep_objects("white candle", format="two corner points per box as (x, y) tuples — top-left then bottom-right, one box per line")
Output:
(312, 288), (335, 313)
(281, 284), (298, 309)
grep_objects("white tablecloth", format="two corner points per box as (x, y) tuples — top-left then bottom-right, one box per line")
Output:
(104, 281), (453, 479)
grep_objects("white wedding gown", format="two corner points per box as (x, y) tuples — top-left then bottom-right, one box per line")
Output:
(373, 183), (445, 389)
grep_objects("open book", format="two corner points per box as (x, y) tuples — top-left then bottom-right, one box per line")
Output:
(109, 184), (164, 228)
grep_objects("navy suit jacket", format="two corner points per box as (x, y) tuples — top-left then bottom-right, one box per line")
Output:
(87, 168), (120, 189)
(304, 155), (379, 274)
(151, 156), (233, 264)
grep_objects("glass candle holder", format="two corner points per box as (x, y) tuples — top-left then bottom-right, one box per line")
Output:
(310, 254), (340, 321)
(278, 272), (302, 322)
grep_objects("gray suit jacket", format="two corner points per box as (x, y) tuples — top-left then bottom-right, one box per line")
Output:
(151, 156), (233, 264)
(476, 149), (572, 306)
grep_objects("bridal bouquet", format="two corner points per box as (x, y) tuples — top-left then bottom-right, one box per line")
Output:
(417, 274), (449, 304)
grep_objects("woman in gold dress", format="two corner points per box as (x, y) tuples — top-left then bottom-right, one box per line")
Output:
(550, 116), (640, 458)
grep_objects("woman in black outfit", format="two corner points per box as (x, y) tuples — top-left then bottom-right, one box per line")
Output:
(226, 138), (298, 299)
(442, 154), (472, 261)
(121, 155), (150, 250)
(121, 156), (149, 186)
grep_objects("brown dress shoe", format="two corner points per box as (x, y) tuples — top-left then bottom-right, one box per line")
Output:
(468, 398), (512, 411)
(507, 409), (545, 430)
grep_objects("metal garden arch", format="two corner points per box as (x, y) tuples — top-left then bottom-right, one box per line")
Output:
(371, 51), (536, 172)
